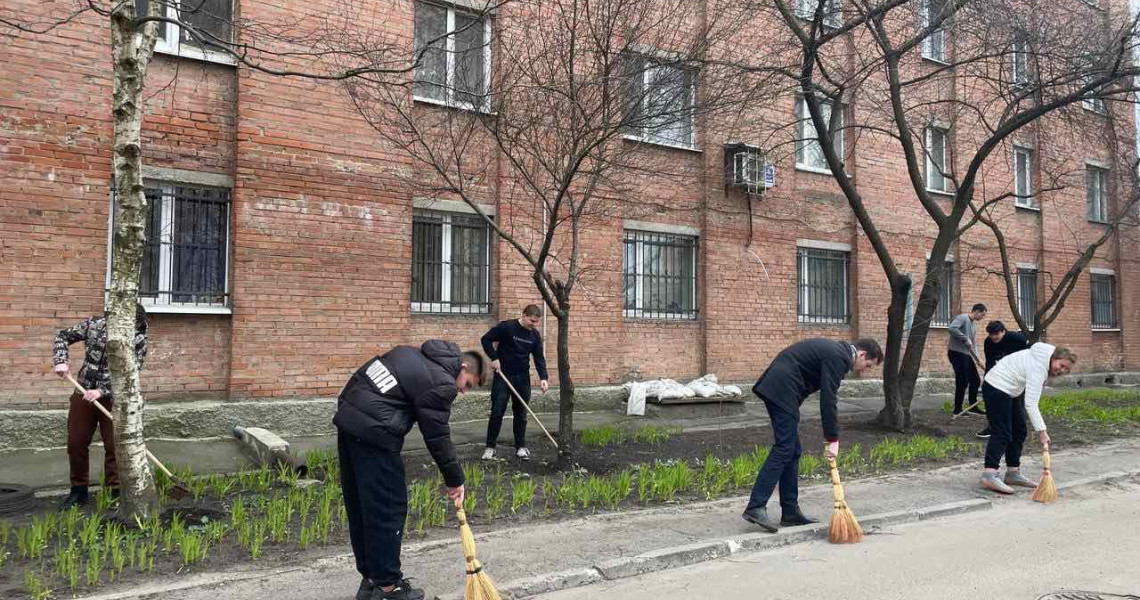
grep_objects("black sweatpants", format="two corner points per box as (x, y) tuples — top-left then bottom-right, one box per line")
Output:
(948, 351), (980, 412)
(486, 371), (531, 448)
(981, 383), (1028, 469)
(338, 432), (407, 587)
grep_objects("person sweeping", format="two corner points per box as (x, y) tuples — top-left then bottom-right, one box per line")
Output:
(480, 304), (549, 461)
(742, 338), (883, 532)
(334, 341), (483, 600)
(977, 343), (1076, 494)
(52, 303), (149, 509)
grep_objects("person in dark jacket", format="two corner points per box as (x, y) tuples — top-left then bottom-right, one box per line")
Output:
(742, 338), (883, 533)
(334, 340), (483, 600)
(974, 320), (1030, 440)
(480, 304), (549, 461)
(52, 303), (149, 510)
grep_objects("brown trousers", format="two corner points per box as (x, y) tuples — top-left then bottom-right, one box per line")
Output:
(66, 391), (119, 488)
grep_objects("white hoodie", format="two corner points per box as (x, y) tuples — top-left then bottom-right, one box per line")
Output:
(983, 342), (1054, 432)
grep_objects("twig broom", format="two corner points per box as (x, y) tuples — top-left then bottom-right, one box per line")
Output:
(455, 499), (501, 600)
(827, 455), (863, 544)
(1032, 442), (1057, 504)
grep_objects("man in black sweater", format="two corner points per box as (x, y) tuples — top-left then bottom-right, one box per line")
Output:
(481, 304), (550, 460)
(334, 340), (483, 600)
(742, 338), (883, 532)
(976, 320), (1030, 440)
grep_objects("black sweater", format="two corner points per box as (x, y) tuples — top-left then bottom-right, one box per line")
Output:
(481, 319), (549, 380)
(984, 331), (1029, 372)
(752, 339), (854, 442)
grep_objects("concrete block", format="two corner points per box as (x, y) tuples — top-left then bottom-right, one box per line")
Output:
(595, 540), (731, 580)
(233, 426), (290, 467)
(913, 498), (992, 520)
(496, 567), (604, 599)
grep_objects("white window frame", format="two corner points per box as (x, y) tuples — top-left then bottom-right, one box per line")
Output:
(1011, 32), (1029, 88)
(796, 96), (844, 174)
(1013, 145), (1037, 209)
(104, 176), (234, 315)
(410, 209), (493, 314)
(622, 226), (700, 320)
(925, 126), (952, 194)
(920, 0), (949, 64)
(1086, 163), (1109, 223)
(794, 0), (842, 29)
(412, 3), (494, 113)
(1016, 266), (1038, 331)
(622, 58), (699, 151)
(144, 0), (236, 65)
(1081, 76), (1108, 114)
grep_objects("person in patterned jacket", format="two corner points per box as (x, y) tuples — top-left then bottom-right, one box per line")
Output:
(52, 303), (149, 509)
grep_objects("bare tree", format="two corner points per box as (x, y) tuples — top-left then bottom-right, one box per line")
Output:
(732, 0), (1140, 428)
(344, 0), (753, 459)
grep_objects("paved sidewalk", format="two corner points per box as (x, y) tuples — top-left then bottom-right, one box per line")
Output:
(80, 438), (1140, 600)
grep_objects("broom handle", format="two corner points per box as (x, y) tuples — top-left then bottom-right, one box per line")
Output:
(64, 373), (177, 480)
(495, 369), (559, 449)
(1042, 442), (1051, 471)
(827, 456), (846, 503)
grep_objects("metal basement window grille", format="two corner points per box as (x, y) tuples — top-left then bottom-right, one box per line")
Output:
(1017, 269), (1038, 330)
(412, 210), (492, 314)
(134, 184), (231, 308)
(623, 230), (698, 319)
(798, 247), (849, 324)
(1090, 273), (1117, 330)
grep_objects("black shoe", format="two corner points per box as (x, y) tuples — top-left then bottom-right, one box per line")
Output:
(373, 579), (425, 600)
(356, 578), (376, 600)
(109, 488), (121, 501)
(975, 427), (992, 439)
(780, 507), (819, 527)
(741, 507), (779, 533)
(59, 486), (89, 511)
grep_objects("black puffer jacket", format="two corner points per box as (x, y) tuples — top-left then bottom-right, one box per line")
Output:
(334, 340), (465, 487)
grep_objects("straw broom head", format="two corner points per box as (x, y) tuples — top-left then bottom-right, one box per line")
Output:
(827, 457), (863, 544)
(1032, 445), (1057, 504)
(455, 502), (502, 600)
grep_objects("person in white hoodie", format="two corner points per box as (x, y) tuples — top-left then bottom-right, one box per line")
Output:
(978, 343), (1076, 494)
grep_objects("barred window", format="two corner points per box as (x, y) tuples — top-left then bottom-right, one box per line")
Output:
(134, 183), (231, 308)
(1090, 273), (1117, 330)
(412, 210), (492, 314)
(1017, 268), (1038, 330)
(798, 247), (849, 324)
(623, 230), (698, 319)
(927, 259), (955, 327)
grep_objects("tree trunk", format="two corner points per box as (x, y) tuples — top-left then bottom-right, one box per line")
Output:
(554, 302), (574, 462)
(109, 2), (159, 517)
(877, 276), (911, 430)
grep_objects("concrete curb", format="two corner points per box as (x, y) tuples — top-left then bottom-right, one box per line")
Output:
(439, 472), (1140, 600)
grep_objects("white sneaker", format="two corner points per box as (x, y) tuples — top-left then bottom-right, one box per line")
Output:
(516, 447), (531, 460)
(481, 447), (495, 461)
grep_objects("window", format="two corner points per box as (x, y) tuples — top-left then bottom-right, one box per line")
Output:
(137, 0), (234, 63)
(920, 0), (949, 63)
(927, 259), (955, 327)
(798, 247), (849, 324)
(623, 55), (697, 149)
(412, 210), (492, 314)
(796, 96), (844, 172)
(1011, 31), (1029, 88)
(795, 0), (842, 28)
(1086, 165), (1109, 222)
(925, 126), (951, 193)
(1090, 272), (1117, 330)
(413, 2), (492, 111)
(1014, 146), (1036, 209)
(623, 230), (698, 319)
(132, 183), (231, 309)
(1017, 268), (1038, 330)
(1081, 76), (1107, 113)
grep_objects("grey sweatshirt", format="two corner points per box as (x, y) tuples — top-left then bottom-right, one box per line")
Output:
(947, 313), (976, 357)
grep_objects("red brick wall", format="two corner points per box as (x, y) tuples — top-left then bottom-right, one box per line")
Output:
(2, 0), (1139, 409)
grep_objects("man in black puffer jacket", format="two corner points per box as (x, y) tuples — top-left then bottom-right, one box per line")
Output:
(334, 340), (484, 600)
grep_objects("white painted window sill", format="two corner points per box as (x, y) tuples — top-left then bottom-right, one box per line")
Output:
(143, 304), (232, 315)
(927, 187), (955, 198)
(1092, 327), (1121, 332)
(622, 134), (701, 154)
(156, 46), (236, 66)
(413, 95), (493, 115)
(1015, 203), (1041, 212)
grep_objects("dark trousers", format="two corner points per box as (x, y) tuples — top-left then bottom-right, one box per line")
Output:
(66, 391), (119, 488)
(485, 371), (531, 448)
(982, 383), (1028, 469)
(948, 351), (981, 412)
(747, 401), (802, 512)
(338, 432), (407, 587)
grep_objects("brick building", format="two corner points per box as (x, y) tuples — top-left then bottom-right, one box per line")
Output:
(2, 0), (1138, 411)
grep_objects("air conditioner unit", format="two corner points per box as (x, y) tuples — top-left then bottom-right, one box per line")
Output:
(724, 142), (773, 192)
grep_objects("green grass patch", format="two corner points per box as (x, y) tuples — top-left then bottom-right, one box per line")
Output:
(1040, 389), (1140, 423)
(580, 424), (681, 447)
